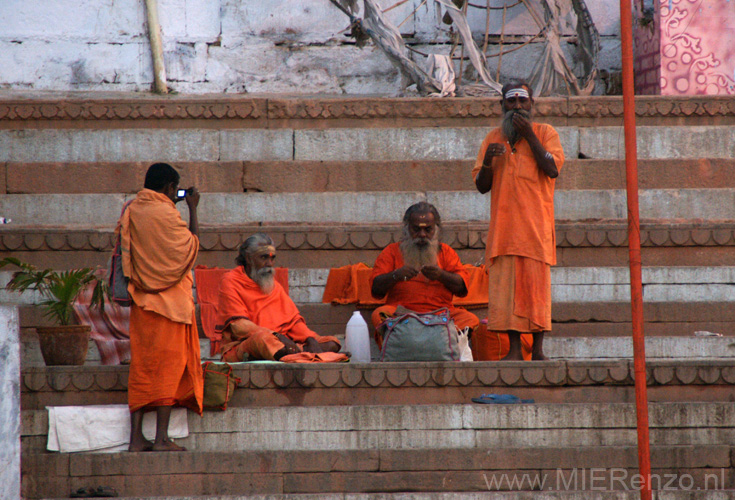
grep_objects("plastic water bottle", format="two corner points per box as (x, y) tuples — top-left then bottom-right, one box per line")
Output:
(345, 311), (371, 363)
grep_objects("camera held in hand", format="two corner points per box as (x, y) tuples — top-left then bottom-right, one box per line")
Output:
(176, 187), (194, 201)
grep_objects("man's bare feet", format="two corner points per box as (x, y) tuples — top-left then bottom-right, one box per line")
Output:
(274, 333), (301, 359)
(502, 332), (524, 360)
(128, 438), (154, 452)
(531, 332), (546, 361)
(152, 439), (186, 452)
(501, 351), (524, 361)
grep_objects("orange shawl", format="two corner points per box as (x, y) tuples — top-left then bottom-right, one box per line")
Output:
(118, 189), (199, 324)
(215, 266), (304, 335)
(369, 242), (471, 313)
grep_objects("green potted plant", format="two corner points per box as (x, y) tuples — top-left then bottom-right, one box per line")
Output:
(0, 257), (108, 365)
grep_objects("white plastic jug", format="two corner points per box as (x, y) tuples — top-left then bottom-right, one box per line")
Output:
(345, 310), (371, 363)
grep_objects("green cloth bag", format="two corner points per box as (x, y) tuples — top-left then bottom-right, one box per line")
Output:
(202, 361), (241, 411)
(379, 307), (460, 361)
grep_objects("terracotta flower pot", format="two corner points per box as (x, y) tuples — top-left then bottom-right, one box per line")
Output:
(35, 325), (91, 366)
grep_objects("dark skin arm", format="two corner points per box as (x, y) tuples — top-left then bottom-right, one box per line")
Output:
(371, 265), (468, 298)
(371, 265), (419, 298)
(475, 114), (558, 193)
(185, 187), (200, 237)
(513, 114), (558, 178)
(420, 265), (468, 297)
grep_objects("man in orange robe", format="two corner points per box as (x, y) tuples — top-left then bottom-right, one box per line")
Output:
(216, 233), (342, 361)
(119, 163), (203, 452)
(472, 80), (565, 360)
(370, 202), (479, 347)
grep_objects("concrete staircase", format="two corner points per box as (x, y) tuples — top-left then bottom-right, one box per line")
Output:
(5, 92), (735, 498)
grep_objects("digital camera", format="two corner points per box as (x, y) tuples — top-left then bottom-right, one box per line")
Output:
(177, 187), (194, 199)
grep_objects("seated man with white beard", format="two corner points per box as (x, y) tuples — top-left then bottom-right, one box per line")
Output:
(370, 202), (480, 348)
(215, 233), (341, 361)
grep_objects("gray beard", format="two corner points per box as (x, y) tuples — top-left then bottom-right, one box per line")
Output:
(399, 231), (440, 269)
(501, 109), (532, 146)
(252, 266), (276, 294)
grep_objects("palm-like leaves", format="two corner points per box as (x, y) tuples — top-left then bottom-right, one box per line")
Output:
(0, 257), (108, 326)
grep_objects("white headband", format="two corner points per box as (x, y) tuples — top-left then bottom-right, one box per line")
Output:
(504, 88), (530, 100)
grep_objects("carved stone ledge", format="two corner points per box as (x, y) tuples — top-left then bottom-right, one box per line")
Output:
(20, 360), (735, 395)
(1, 95), (734, 125)
(0, 98), (266, 123)
(3, 221), (734, 253)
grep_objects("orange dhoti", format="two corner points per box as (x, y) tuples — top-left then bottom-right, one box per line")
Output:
(371, 305), (480, 350)
(220, 319), (340, 362)
(127, 305), (203, 414)
(480, 255), (551, 360)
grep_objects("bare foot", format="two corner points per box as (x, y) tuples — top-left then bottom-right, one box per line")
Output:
(501, 351), (524, 361)
(128, 439), (154, 452)
(152, 439), (186, 452)
(531, 352), (548, 361)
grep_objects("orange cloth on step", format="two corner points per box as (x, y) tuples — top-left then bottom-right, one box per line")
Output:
(119, 188), (203, 414)
(472, 123), (564, 267)
(128, 306), (204, 413)
(322, 262), (383, 305)
(323, 262), (489, 308)
(215, 266), (341, 361)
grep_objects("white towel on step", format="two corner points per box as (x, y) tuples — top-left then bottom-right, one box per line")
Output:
(47, 404), (188, 453)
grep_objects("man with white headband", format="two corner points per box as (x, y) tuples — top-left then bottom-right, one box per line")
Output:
(471, 80), (565, 360)
(215, 233), (342, 361)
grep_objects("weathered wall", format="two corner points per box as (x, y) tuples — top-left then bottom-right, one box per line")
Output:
(0, 305), (20, 500)
(0, 0), (622, 95)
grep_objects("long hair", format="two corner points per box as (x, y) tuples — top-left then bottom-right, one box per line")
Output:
(236, 233), (275, 267)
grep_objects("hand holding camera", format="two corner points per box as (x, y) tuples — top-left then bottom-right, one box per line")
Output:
(176, 186), (200, 209)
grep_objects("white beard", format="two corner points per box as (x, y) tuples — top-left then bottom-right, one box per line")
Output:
(399, 232), (440, 269)
(253, 267), (276, 294)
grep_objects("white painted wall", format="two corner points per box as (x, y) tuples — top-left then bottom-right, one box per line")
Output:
(0, 0), (622, 95)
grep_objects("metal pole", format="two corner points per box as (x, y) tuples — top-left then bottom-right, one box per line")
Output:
(144, 0), (168, 94)
(618, 1), (651, 499)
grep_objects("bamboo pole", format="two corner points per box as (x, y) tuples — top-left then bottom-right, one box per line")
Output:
(144, 0), (168, 94)
(619, 0), (652, 499)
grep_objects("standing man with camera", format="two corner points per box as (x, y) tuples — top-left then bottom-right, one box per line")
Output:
(119, 162), (203, 451)
(472, 80), (564, 361)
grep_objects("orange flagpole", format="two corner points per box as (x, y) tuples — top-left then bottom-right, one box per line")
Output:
(618, 1), (652, 499)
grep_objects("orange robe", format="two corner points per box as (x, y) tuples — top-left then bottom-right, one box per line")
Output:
(119, 189), (203, 414)
(369, 242), (480, 346)
(215, 266), (341, 361)
(472, 122), (564, 334)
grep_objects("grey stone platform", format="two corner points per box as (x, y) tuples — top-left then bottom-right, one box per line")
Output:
(1, 189), (735, 227)
(21, 402), (735, 453)
(2, 125), (735, 163)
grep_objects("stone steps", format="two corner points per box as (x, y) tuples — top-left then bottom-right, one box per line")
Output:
(32, 494), (735, 500)
(2, 124), (735, 163)
(6, 267), (735, 307)
(2, 219), (733, 270)
(4, 159), (735, 194)
(1, 190), (734, 227)
(18, 333), (735, 370)
(21, 402), (735, 453)
(21, 445), (734, 498)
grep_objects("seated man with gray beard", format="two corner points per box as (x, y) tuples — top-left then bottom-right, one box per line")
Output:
(369, 202), (480, 348)
(215, 233), (341, 361)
